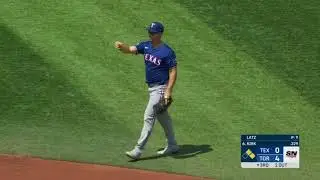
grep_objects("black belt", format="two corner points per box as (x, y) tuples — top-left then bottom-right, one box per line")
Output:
(148, 83), (165, 88)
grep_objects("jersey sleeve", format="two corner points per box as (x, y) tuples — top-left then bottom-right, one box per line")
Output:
(135, 41), (145, 54)
(166, 50), (177, 68)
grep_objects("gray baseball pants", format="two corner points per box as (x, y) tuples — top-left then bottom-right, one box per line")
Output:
(135, 84), (177, 150)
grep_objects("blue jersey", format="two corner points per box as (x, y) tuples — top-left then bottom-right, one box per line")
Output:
(135, 41), (177, 86)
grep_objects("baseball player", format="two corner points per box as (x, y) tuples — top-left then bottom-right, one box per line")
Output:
(114, 22), (179, 159)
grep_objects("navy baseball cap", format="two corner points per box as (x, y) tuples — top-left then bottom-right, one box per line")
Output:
(146, 22), (164, 33)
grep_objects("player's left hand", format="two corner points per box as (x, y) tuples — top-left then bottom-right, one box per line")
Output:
(164, 96), (173, 106)
(157, 95), (173, 114)
(164, 90), (173, 106)
(155, 90), (173, 114)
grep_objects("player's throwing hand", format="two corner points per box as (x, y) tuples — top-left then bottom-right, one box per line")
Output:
(114, 41), (123, 49)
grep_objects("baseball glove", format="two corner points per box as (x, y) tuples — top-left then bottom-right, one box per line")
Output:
(155, 96), (173, 114)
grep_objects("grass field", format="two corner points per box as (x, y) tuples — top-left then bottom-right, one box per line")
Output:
(0, 0), (319, 179)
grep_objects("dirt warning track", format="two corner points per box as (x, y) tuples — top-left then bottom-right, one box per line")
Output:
(0, 155), (212, 180)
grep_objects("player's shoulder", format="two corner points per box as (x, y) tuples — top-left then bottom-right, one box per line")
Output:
(163, 42), (174, 51)
(162, 43), (176, 56)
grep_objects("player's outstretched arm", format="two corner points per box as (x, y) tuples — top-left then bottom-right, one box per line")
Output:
(114, 41), (137, 54)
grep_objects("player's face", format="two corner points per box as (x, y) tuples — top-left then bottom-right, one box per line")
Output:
(148, 32), (162, 40)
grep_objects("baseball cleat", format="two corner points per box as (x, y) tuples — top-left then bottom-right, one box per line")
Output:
(125, 148), (142, 160)
(157, 145), (179, 155)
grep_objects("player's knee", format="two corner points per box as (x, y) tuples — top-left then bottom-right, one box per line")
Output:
(144, 114), (155, 122)
(144, 111), (156, 122)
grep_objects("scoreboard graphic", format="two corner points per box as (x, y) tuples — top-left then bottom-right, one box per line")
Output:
(241, 134), (299, 168)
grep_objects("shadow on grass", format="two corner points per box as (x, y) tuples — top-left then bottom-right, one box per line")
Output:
(175, 0), (320, 107)
(128, 144), (213, 162)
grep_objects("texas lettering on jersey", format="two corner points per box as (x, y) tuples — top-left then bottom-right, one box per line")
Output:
(144, 54), (162, 66)
(135, 40), (177, 85)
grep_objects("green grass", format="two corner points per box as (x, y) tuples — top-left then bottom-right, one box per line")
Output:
(0, 0), (319, 180)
